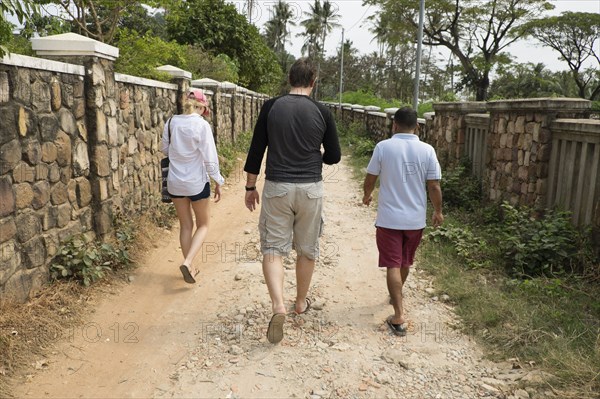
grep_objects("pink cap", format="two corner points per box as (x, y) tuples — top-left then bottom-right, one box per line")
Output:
(188, 89), (210, 117)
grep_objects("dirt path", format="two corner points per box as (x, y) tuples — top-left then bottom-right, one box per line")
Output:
(13, 157), (536, 399)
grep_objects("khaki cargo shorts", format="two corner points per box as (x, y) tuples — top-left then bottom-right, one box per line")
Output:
(259, 180), (324, 260)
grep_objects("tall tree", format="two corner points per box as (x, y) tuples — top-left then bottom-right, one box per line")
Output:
(521, 12), (600, 100)
(318, 0), (340, 60)
(166, 0), (282, 92)
(38, 0), (126, 44)
(264, 0), (295, 71)
(299, 0), (322, 58)
(365, 0), (554, 101)
(298, 0), (339, 98)
(368, 15), (390, 58)
(489, 62), (564, 99)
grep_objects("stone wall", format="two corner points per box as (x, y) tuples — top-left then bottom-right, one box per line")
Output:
(0, 56), (91, 300)
(430, 102), (487, 167)
(0, 38), (266, 301)
(486, 99), (591, 208)
(114, 75), (178, 216)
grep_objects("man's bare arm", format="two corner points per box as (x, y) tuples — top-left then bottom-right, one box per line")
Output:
(363, 173), (378, 206)
(426, 180), (443, 227)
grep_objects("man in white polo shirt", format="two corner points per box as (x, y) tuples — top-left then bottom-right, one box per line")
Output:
(363, 107), (443, 337)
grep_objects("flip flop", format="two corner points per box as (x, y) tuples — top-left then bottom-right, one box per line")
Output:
(386, 316), (408, 337)
(296, 298), (312, 315)
(179, 265), (198, 284)
(266, 313), (286, 344)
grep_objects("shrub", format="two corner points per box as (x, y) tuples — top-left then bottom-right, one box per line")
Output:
(426, 225), (495, 269)
(337, 121), (376, 158)
(50, 214), (135, 286)
(332, 90), (408, 110)
(496, 202), (580, 277)
(440, 159), (482, 210)
(50, 235), (114, 286)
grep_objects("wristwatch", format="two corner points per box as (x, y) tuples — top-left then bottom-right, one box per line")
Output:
(245, 186), (256, 191)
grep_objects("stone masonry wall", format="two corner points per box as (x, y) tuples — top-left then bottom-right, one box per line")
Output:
(115, 79), (177, 215)
(0, 59), (91, 300)
(430, 102), (487, 167)
(216, 93), (233, 144)
(485, 99), (591, 207)
(233, 93), (244, 142)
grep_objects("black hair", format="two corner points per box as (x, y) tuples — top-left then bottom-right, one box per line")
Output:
(393, 107), (418, 129)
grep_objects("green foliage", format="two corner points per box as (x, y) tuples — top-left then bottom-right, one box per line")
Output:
(337, 121), (376, 158)
(489, 62), (581, 99)
(427, 225), (495, 269)
(363, 0), (554, 100)
(0, 0), (39, 57)
(186, 48), (239, 83)
(50, 235), (113, 286)
(496, 202), (581, 277)
(417, 102), (433, 117)
(334, 90), (407, 110)
(114, 28), (189, 81)
(50, 214), (135, 286)
(440, 160), (482, 210)
(521, 11), (600, 100)
(419, 232), (600, 396)
(117, 3), (168, 39)
(166, 0), (283, 92)
(0, 19), (15, 56)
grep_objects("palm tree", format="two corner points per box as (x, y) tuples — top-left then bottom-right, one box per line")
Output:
(318, 0), (340, 60)
(264, 0), (296, 71)
(368, 15), (390, 58)
(299, 0), (322, 58)
(264, 1), (295, 54)
(298, 0), (340, 97)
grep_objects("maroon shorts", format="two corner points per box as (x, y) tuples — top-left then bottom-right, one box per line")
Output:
(376, 227), (424, 268)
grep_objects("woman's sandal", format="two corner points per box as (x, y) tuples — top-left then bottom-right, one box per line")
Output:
(180, 265), (198, 284)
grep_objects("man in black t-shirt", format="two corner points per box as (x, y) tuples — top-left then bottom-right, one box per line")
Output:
(243, 58), (341, 344)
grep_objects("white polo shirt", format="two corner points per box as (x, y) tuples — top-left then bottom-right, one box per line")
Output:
(161, 113), (225, 196)
(366, 133), (441, 230)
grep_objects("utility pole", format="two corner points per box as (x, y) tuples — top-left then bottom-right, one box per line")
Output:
(413, 0), (425, 111)
(339, 28), (344, 109)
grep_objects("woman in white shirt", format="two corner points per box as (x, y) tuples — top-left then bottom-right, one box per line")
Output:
(161, 89), (225, 284)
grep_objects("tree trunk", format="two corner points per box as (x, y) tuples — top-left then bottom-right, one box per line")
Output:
(475, 74), (490, 101)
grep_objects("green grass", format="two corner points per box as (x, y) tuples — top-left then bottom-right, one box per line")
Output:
(338, 124), (600, 398)
(418, 227), (600, 397)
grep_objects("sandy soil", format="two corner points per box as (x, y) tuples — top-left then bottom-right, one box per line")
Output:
(11, 157), (543, 399)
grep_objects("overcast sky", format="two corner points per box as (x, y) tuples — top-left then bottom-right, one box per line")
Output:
(240, 0), (600, 72)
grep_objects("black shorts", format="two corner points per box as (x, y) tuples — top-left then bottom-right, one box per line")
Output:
(169, 182), (210, 201)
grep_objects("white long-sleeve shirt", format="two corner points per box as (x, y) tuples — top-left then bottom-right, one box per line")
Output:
(161, 113), (225, 196)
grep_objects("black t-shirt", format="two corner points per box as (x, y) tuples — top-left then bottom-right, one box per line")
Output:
(243, 94), (341, 182)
